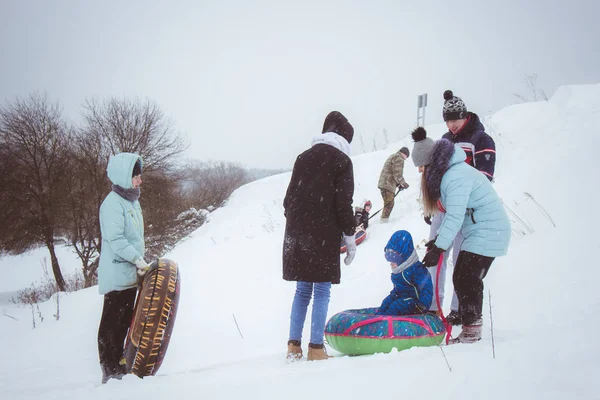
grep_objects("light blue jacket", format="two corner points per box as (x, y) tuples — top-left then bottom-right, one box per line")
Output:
(436, 146), (511, 257)
(98, 153), (145, 294)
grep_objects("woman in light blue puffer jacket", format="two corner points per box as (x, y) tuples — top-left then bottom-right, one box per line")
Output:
(97, 152), (149, 383)
(413, 138), (511, 344)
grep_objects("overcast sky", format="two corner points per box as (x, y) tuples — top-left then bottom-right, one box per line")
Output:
(1, 0), (599, 169)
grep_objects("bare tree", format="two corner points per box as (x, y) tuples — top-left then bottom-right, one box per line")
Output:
(62, 128), (110, 287)
(0, 93), (72, 291)
(82, 97), (188, 172)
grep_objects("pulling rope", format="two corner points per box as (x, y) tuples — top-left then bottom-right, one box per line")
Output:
(435, 252), (453, 344)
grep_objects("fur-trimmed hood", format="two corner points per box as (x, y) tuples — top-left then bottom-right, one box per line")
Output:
(425, 139), (466, 202)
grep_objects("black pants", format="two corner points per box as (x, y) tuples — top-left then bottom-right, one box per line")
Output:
(453, 251), (495, 326)
(98, 288), (137, 376)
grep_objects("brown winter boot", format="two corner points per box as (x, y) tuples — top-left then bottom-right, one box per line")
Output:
(451, 319), (483, 344)
(307, 343), (332, 361)
(286, 340), (303, 361)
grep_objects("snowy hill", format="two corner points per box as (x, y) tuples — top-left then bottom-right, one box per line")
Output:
(1, 84), (599, 399)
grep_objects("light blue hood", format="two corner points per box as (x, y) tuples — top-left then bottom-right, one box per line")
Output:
(107, 152), (143, 189)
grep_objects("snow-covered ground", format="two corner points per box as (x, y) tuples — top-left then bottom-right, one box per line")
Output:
(0, 246), (82, 306)
(1, 83), (599, 399)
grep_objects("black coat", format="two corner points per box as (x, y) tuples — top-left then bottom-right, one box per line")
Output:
(282, 143), (355, 284)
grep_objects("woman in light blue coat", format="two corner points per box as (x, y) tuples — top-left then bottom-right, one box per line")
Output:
(97, 152), (150, 383)
(413, 138), (510, 344)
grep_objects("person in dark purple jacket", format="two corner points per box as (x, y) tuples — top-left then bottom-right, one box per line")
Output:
(441, 90), (496, 182)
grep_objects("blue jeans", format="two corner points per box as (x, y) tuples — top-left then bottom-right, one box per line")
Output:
(289, 281), (332, 345)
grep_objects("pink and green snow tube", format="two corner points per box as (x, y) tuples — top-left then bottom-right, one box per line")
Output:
(325, 308), (446, 356)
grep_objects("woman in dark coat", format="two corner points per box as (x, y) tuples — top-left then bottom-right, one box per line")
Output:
(283, 111), (356, 361)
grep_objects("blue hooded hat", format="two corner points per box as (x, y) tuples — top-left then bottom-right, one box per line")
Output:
(384, 230), (417, 268)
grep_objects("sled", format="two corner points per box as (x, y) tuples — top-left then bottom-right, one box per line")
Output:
(124, 258), (181, 378)
(325, 308), (445, 356)
(340, 228), (367, 253)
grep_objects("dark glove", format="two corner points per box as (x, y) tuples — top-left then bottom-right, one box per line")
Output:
(399, 182), (409, 190)
(424, 215), (432, 225)
(424, 237), (436, 251)
(422, 244), (444, 267)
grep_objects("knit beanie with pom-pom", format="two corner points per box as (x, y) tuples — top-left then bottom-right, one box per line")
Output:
(442, 90), (468, 121)
(411, 127), (436, 167)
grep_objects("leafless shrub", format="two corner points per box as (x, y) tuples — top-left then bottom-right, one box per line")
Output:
(358, 133), (366, 154)
(524, 192), (556, 227)
(513, 73), (548, 103)
(11, 259), (85, 306)
(2, 312), (17, 321)
(142, 169), (199, 260)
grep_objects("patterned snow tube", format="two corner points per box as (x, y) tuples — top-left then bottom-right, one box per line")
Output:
(125, 258), (180, 377)
(325, 308), (445, 355)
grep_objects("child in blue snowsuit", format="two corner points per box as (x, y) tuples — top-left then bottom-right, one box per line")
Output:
(376, 230), (433, 316)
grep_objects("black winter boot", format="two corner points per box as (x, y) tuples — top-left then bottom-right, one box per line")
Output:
(101, 365), (125, 384)
(445, 310), (462, 326)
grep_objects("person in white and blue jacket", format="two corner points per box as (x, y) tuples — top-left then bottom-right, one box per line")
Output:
(97, 152), (150, 383)
(376, 230), (433, 316)
(416, 138), (510, 344)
